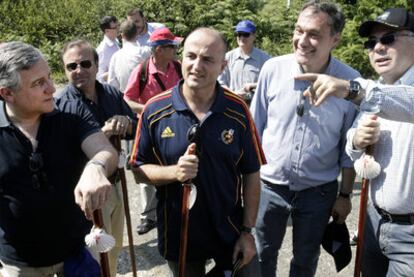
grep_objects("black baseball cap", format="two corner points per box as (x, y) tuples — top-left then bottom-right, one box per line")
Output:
(321, 221), (352, 272)
(359, 8), (414, 37)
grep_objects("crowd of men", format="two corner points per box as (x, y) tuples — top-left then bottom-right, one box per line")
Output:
(0, 1), (413, 277)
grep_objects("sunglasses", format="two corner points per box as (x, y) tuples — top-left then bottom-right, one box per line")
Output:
(161, 44), (178, 49)
(65, 60), (92, 71)
(364, 32), (414, 49)
(29, 152), (48, 190)
(236, 32), (251, 38)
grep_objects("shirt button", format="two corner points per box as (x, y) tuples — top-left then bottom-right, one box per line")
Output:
(295, 145), (299, 150)
(292, 165), (296, 170)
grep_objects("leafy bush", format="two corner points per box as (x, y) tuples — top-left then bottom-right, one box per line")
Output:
(0, 0), (413, 81)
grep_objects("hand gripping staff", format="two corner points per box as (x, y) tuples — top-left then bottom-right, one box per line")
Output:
(353, 144), (380, 277)
(111, 136), (138, 277)
(179, 124), (199, 277)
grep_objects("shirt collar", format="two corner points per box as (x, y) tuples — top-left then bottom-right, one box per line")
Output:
(0, 100), (58, 128)
(172, 81), (227, 113)
(235, 47), (258, 60)
(103, 35), (118, 47)
(381, 64), (414, 86)
(0, 101), (9, 127)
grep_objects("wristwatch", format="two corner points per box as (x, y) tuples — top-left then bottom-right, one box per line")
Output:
(345, 80), (362, 100)
(240, 225), (254, 234)
(338, 191), (352, 199)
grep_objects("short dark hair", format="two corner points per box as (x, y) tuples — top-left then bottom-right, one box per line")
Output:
(99, 15), (118, 33)
(301, 1), (345, 35)
(127, 8), (144, 18)
(61, 39), (99, 65)
(120, 20), (138, 41)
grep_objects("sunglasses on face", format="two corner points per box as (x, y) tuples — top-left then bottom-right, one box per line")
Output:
(161, 44), (178, 49)
(364, 32), (414, 50)
(65, 60), (92, 71)
(236, 32), (251, 38)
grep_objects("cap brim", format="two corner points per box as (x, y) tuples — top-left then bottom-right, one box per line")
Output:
(149, 37), (183, 47)
(359, 20), (401, 37)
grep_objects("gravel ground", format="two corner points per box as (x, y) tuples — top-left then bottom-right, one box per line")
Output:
(116, 171), (362, 277)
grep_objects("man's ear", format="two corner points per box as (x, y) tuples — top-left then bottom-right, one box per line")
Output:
(331, 33), (341, 49)
(0, 87), (14, 103)
(220, 59), (228, 72)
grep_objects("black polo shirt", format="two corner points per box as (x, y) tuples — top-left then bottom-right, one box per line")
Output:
(131, 82), (266, 265)
(56, 81), (137, 140)
(0, 100), (100, 266)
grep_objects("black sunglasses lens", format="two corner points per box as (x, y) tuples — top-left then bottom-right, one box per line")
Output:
(187, 124), (199, 143)
(381, 34), (395, 45)
(236, 32), (250, 38)
(80, 60), (92, 68)
(66, 60), (92, 71)
(66, 63), (78, 71)
(364, 34), (396, 49)
(29, 153), (43, 172)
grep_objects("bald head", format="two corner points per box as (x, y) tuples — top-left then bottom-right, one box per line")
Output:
(184, 27), (228, 59)
(181, 27), (228, 92)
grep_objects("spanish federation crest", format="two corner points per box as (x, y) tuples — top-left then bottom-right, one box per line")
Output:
(221, 129), (234, 145)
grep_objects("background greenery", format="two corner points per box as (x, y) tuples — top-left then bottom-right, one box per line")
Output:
(0, 0), (413, 82)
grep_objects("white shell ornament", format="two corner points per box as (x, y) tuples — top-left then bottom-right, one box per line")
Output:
(85, 227), (116, 253)
(354, 154), (381, 179)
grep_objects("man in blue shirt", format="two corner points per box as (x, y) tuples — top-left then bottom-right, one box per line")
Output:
(57, 39), (136, 277)
(218, 20), (270, 101)
(131, 27), (265, 276)
(296, 7), (414, 276)
(250, 1), (359, 276)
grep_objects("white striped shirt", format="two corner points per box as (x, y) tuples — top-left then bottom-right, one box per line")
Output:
(346, 65), (414, 214)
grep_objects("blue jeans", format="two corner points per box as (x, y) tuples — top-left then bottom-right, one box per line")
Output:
(255, 180), (338, 277)
(362, 201), (414, 277)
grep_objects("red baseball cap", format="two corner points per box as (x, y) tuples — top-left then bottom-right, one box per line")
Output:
(149, 27), (183, 47)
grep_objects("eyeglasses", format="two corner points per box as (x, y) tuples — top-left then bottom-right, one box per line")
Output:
(296, 95), (306, 117)
(65, 60), (92, 71)
(29, 152), (48, 190)
(187, 123), (201, 155)
(161, 44), (178, 49)
(236, 32), (251, 38)
(364, 32), (414, 50)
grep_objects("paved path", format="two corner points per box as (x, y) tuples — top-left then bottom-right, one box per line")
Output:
(116, 170), (362, 276)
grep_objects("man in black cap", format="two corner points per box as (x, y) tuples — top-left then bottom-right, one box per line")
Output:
(296, 7), (414, 276)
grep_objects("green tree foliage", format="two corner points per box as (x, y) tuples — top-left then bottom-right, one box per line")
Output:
(0, 0), (413, 81)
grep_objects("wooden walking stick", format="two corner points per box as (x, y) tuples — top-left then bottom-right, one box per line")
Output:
(353, 144), (380, 277)
(111, 136), (138, 277)
(89, 209), (113, 277)
(178, 146), (197, 277)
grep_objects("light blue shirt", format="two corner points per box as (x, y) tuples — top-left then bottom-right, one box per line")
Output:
(136, 22), (165, 61)
(250, 54), (360, 190)
(218, 47), (270, 92)
(346, 65), (414, 214)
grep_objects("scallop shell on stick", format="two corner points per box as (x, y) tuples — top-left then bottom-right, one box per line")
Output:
(85, 227), (115, 253)
(354, 154), (381, 179)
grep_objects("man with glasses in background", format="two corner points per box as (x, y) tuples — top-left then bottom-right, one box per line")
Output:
(57, 39), (137, 277)
(96, 15), (120, 84)
(0, 41), (118, 277)
(296, 7), (414, 276)
(249, 1), (359, 276)
(218, 20), (270, 102)
(124, 27), (182, 235)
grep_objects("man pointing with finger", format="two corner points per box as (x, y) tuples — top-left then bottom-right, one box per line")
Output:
(130, 27), (265, 276)
(250, 1), (360, 276)
(296, 7), (414, 276)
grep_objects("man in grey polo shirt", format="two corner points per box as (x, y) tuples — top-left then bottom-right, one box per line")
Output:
(218, 20), (270, 101)
(250, 1), (359, 276)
